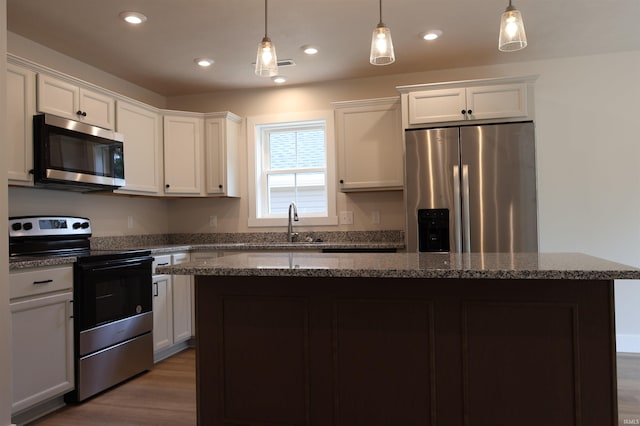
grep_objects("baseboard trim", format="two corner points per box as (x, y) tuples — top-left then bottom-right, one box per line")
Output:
(616, 334), (640, 353)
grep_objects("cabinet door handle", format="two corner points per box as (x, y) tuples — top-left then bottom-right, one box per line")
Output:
(467, 109), (472, 115)
(153, 282), (159, 297)
(33, 279), (53, 285)
(165, 184), (170, 189)
(339, 179), (344, 184)
(69, 300), (74, 319)
(461, 110), (466, 115)
(218, 184), (223, 189)
(76, 110), (83, 115)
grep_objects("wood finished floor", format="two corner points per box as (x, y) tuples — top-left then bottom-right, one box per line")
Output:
(29, 350), (640, 425)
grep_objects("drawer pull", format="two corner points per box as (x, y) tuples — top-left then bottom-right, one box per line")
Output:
(33, 279), (53, 285)
(157, 262), (169, 266)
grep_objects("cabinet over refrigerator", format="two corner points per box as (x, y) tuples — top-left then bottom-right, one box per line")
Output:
(404, 121), (538, 253)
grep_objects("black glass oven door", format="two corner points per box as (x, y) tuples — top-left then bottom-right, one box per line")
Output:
(75, 257), (152, 331)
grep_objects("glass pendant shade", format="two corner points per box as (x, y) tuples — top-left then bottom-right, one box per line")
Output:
(255, 36), (278, 77)
(498, 1), (527, 52)
(370, 23), (395, 65)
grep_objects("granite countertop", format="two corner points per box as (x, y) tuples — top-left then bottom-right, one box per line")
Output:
(8, 241), (403, 270)
(156, 252), (640, 280)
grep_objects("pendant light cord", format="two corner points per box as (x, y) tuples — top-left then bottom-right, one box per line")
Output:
(378, 0), (383, 25)
(264, 0), (268, 38)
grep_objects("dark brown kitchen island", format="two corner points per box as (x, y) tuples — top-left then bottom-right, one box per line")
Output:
(159, 252), (640, 426)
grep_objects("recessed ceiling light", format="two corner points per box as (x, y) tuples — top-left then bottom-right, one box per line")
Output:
(120, 11), (147, 25)
(194, 58), (214, 67)
(421, 30), (443, 41)
(272, 75), (287, 84)
(301, 45), (319, 55)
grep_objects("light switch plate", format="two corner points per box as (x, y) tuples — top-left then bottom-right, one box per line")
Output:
(339, 211), (353, 225)
(371, 210), (380, 224)
(209, 215), (218, 227)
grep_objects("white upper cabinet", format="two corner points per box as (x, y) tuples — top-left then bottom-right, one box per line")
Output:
(334, 97), (403, 192)
(205, 113), (242, 197)
(115, 101), (163, 195)
(163, 114), (203, 195)
(37, 74), (115, 129)
(7, 62), (36, 185)
(399, 77), (535, 128)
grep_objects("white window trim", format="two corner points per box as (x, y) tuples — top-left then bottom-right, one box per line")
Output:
(247, 110), (338, 227)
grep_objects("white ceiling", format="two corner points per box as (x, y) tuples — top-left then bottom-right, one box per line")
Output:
(7, 0), (640, 97)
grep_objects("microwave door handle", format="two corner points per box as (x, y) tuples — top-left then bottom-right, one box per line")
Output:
(453, 165), (462, 253)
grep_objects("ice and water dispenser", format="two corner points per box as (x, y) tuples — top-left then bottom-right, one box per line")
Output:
(417, 209), (449, 252)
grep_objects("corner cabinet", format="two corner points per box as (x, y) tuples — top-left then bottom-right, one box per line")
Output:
(205, 113), (242, 197)
(36, 74), (115, 129)
(334, 97), (403, 192)
(115, 101), (164, 195)
(163, 114), (204, 195)
(7, 61), (36, 186)
(398, 76), (536, 128)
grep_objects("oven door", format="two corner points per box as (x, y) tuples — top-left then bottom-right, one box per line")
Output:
(74, 256), (152, 332)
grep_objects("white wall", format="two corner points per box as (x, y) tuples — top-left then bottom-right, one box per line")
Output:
(8, 187), (171, 237)
(0, 1), (11, 423)
(168, 50), (640, 349)
(8, 32), (166, 109)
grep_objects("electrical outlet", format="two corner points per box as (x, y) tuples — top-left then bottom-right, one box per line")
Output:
(339, 211), (353, 225)
(209, 215), (218, 227)
(127, 216), (134, 229)
(371, 210), (380, 224)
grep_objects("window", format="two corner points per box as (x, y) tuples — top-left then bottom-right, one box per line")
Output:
(248, 111), (337, 227)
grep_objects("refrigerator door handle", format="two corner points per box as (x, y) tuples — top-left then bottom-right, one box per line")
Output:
(462, 164), (471, 253)
(453, 165), (462, 253)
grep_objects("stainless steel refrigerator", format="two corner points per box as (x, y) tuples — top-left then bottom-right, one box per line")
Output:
(404, 121), (538, 253)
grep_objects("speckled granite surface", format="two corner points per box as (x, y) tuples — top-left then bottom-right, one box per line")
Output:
(90, 231), (404, 250)
(157, 252), (640, 280)
(9, 231), (404, 270)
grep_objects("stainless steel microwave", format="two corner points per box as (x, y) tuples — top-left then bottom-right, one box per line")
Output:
(33, 114), (125, 192)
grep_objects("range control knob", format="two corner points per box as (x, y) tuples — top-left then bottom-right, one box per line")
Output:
(11, 222), (22, 231)
(23, 222), (33, 231)
(73, 222), (82, 229)
(81, 222), (90, 229)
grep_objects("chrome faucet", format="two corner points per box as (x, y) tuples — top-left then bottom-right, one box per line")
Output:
(287, 202), (299, 242)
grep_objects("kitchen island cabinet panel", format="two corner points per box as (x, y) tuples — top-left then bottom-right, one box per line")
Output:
(195, 275), (616, 426)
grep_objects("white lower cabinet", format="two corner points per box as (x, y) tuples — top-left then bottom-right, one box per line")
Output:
(152, 253), (192, 361)
(10, 266), (74, 416)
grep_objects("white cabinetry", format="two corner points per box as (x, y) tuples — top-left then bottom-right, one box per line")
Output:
(152, 253), (192, 361)
(37, 74), (115, 129)
(163, 114), (203, 195)
(205, 112), (242, 197)
(7, 62), (36, 185)
(398, 77), (535, 128)
(10, 266), (74, 415)
(334, 97), (403, 192)
(171, 253), (192, 343)
(115, 101), (163, 195)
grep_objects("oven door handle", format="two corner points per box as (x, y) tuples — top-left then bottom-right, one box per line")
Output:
(87, 262), (145, 272)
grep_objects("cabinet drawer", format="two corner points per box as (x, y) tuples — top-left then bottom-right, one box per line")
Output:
(10, 266), (73, 299)
(153, 255), (172, 274)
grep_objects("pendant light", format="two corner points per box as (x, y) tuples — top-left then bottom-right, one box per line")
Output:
(369, 0), (395, 66)
(255, 0), (278, 77)
(498, 0), (527, 52)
